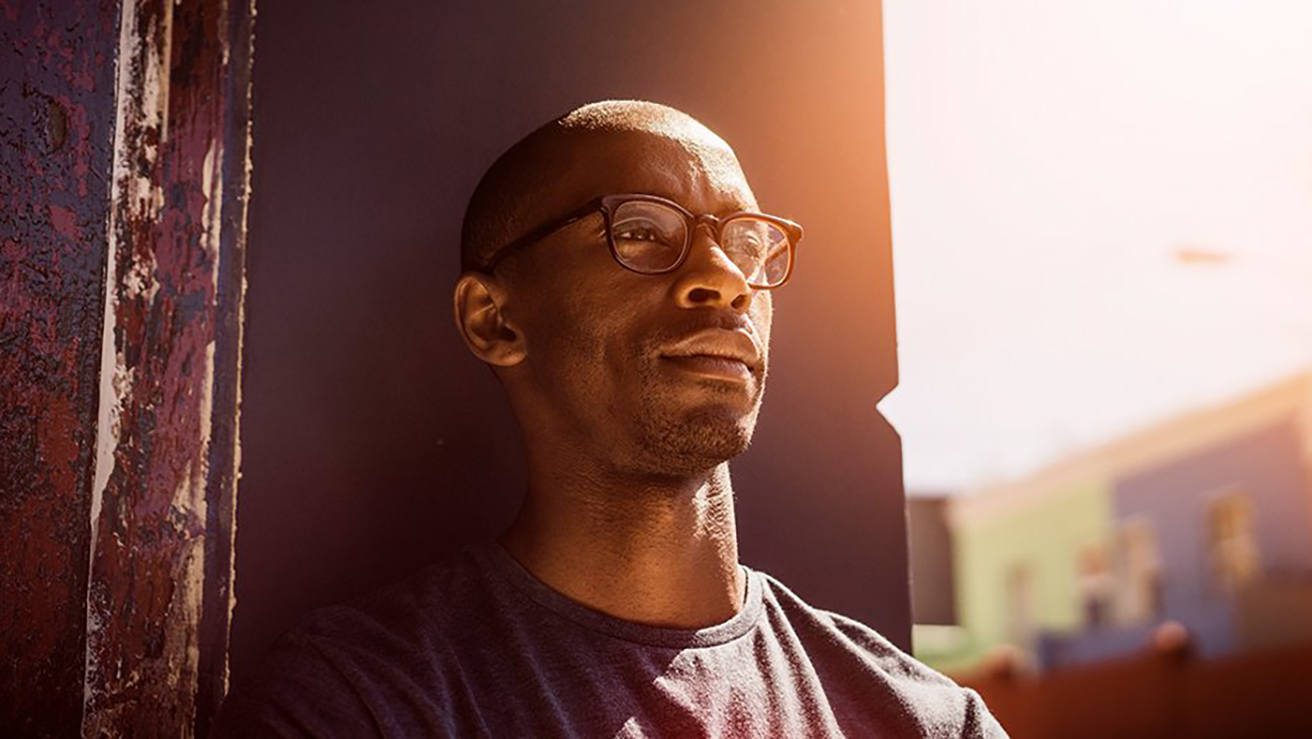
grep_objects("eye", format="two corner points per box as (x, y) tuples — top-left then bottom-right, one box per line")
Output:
(615, 223), (669, 243)
(725, 232), (765, 257)
(611, 214), (686, 271)
(723, 220), (779, 258)
(611, 216), (683, 249)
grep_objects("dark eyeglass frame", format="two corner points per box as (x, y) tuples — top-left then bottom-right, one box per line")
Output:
(480, 193), (804, 289)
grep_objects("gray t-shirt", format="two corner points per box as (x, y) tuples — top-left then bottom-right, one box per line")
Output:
(214, 543), (1006, 737)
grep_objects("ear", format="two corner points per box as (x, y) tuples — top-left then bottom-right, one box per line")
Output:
(452, 272), (527, 367)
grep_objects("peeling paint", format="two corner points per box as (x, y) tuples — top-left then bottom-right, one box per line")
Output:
(82, 0), (253, 736)
(3, 0), (254, 736)
(86, 0), (141, 719)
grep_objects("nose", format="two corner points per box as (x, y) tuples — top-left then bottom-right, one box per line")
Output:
(672, 224), (754, 313)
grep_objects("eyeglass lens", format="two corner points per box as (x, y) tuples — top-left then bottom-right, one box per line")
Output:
(610, 200), (792, 287)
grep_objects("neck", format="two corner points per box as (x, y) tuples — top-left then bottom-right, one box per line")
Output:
(498, 457), (745, 629)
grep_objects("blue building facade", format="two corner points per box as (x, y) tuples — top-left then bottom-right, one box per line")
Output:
(1038, 373), (1312, 669)
(1115, 418), (1311, 652)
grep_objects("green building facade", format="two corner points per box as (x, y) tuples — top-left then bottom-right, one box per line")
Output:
(915, 477), (1114, 672)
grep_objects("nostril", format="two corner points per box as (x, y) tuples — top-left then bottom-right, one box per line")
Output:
(730, 294), (749, 312)
(686, 287), (719, 304)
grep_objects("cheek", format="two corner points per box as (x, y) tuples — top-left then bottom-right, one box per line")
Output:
(526, 290), (635, 387)
(752, 294), (773, 351)
(534, 304), (602, 370)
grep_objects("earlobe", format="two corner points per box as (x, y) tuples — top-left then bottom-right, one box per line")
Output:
(452, 273), (527, 367)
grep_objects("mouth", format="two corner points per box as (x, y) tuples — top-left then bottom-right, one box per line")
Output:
(659, 353), (753, 383)
(657, 328), (762, 384)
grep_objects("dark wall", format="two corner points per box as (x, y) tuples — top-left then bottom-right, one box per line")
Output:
(909, 496), (959, 625)
(234, 0), (905, 681)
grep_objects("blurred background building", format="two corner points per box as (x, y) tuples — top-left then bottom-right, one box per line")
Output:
(885, 2), (1312, 735)
(907, 373), (1312, 737)
(912, 371), (1312, 674)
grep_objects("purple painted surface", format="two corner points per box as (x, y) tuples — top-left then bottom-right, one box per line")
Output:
(0, 1), (120, 735)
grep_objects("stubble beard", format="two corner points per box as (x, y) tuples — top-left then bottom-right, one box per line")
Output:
(554, 316), (770, 480)
(629, 354), (767, 477)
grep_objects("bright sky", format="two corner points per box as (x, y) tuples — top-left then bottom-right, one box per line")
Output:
(880, 1), (1312, 492)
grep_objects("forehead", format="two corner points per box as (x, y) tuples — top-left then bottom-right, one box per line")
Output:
(542, 129), (759, 218)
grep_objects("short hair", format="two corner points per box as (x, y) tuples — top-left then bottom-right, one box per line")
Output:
(459, 100), (732, 273)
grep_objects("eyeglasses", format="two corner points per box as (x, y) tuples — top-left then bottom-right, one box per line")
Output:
(481, 193), (803, 289)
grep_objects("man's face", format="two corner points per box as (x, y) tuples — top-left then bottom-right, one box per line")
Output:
(504, 131), (773, 477)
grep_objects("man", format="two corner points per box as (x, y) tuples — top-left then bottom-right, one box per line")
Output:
(214, 100), (1005, 737)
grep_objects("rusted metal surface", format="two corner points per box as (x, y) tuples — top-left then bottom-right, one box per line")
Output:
(1, 1), (122, 736)
(1, 0), (253, 736)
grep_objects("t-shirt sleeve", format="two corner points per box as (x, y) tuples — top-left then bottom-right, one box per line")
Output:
(209, 632), (382, 739)
(819, 608), (1011, 738)
(961, 686), (1009, 738)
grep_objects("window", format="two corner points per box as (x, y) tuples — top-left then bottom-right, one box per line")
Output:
(1115, 518), (1163, 624)
(1207, 491), (1260, 591)
(1077, 542), (1112, 628)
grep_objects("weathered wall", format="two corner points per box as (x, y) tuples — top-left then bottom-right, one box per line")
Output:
(233, 0), (907, 683)
(0, 0), (253, 736)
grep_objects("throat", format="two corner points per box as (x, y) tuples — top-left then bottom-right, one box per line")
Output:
(498, 464), (744, 628)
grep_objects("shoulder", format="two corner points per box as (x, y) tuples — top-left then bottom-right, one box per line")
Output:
(752, 569), (1009, 738)
(277, 547), (492, 676)
(212, 549), (493, 738)
(753, 570), (912, 662)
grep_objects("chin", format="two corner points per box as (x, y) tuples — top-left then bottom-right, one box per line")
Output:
(638, 404), (759, 475)
(627, 362), (767, 474)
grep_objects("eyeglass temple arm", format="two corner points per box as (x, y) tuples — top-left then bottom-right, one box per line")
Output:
(481, 199), (606, 273)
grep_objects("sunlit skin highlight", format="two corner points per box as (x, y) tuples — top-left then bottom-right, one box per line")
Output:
(453, 102), (775, 628)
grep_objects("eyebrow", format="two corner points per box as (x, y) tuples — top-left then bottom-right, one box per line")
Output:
(633, 190), (757, 217)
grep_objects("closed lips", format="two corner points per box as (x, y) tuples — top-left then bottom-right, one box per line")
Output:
(659, 330), (761, 369)
(671, 352), (748, 366)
